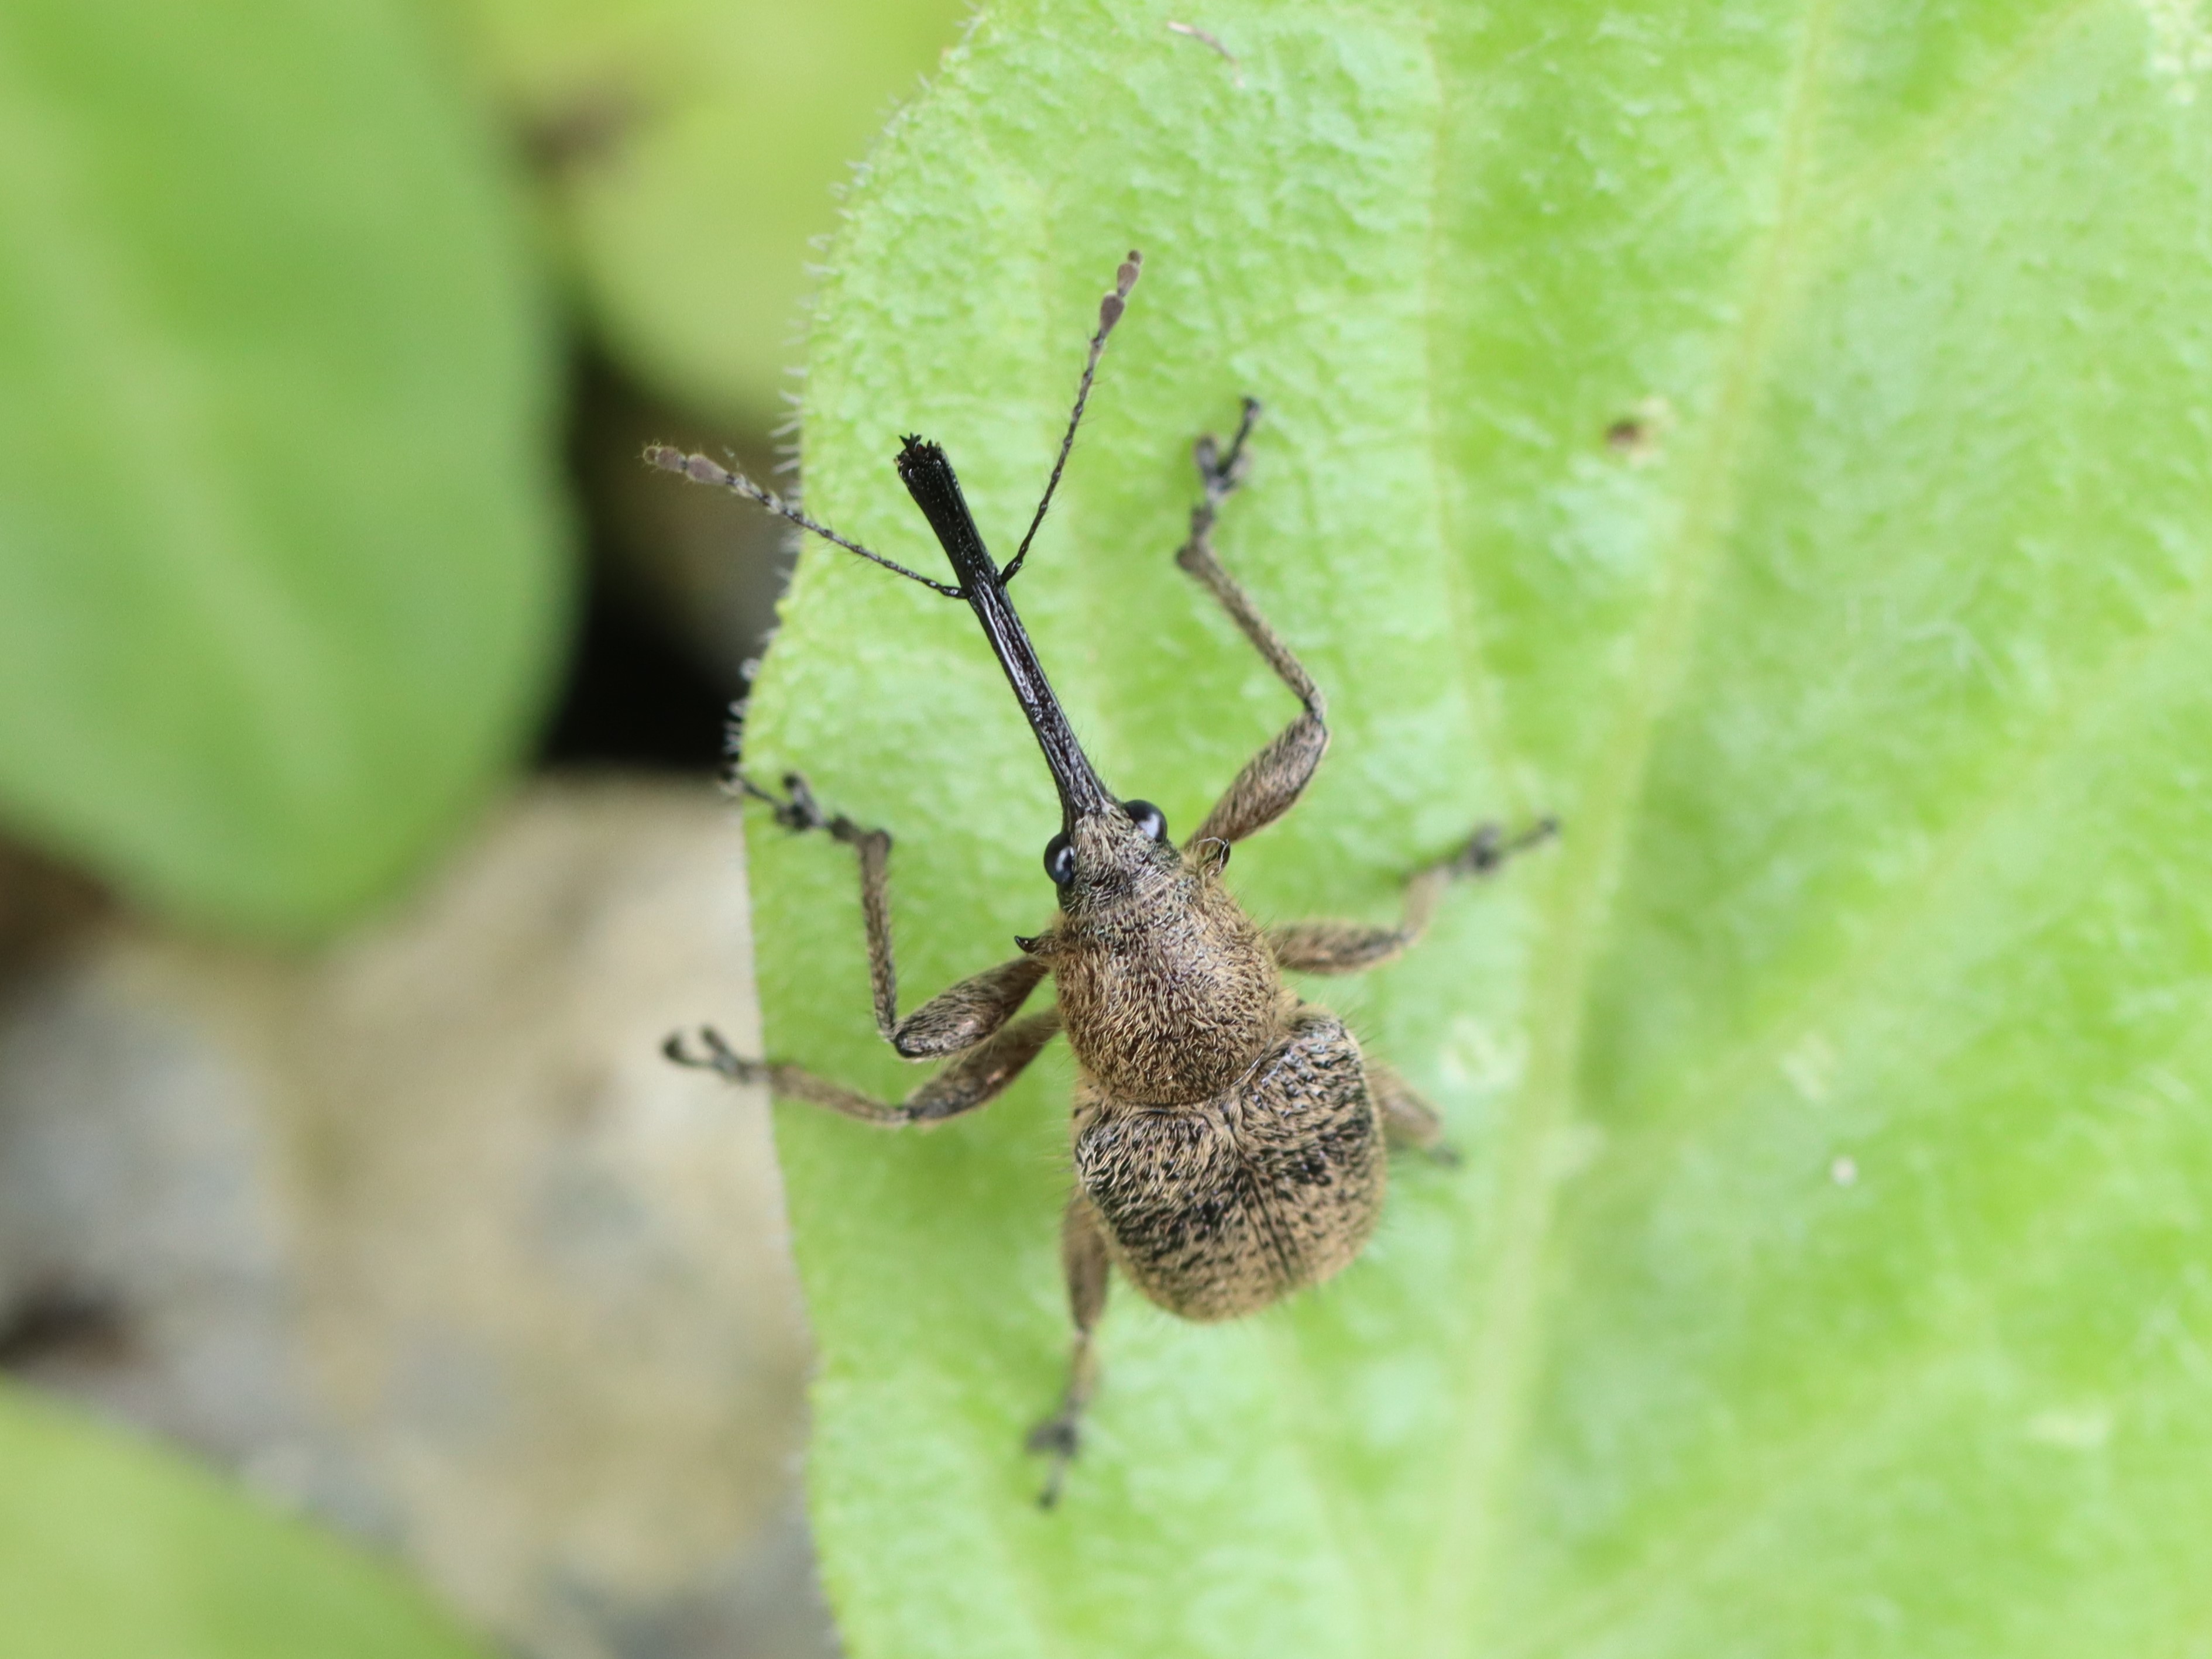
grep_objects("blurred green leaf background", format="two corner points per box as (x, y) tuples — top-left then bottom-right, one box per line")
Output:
(0, 0), (563, 937)
(0, 1383), (490, 1659)
(0, 0), (962, 1647)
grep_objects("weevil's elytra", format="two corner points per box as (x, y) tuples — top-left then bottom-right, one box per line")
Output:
(650, 252), (1557, 1508)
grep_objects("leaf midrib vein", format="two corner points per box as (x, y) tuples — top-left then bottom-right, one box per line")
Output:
(1417, 1), (1842, 1648)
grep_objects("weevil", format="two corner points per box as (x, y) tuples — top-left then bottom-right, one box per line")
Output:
(652, 252), (1555, 1505)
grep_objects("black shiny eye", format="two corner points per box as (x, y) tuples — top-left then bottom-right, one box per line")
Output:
(1044, 832), (1076, 887)
(1123, 799), (1166, 841)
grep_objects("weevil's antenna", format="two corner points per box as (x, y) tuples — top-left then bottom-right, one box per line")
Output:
(644, 445), (965, 597)
(1000, 249), (1143, 586)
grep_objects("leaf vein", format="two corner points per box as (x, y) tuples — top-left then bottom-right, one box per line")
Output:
(1418, 1), (1846, 1647)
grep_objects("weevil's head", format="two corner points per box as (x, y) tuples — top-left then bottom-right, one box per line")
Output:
(1041, 798), (1184, 916)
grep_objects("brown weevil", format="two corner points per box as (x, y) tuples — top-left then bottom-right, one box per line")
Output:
(651, 252), (1556, 1506)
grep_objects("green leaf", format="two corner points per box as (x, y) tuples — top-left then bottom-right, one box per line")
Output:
(458, 0), (973, 426)
(737, 1), (2212, 1653)
(0, 1383), (490, 1658)
(0, 0), (568, 937)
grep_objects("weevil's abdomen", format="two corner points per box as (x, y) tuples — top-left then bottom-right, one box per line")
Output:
(1071, 1007), (1384, 1321)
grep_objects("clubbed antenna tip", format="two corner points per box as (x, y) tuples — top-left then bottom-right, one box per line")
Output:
(645, 444), (730, 489)
(1100, 250), (1142, 332)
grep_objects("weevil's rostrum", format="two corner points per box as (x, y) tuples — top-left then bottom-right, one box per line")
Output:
(650, 252), (1554, 1506)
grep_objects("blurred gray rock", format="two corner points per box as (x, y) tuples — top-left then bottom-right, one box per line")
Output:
(0, 775), (833, 1659)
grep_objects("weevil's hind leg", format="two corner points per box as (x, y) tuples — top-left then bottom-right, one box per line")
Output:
(1369, 1062), (1460, 1167)
(1174, 401), (1332, 850)
(1026, 1194), (1111, 1509)
(1268, 816), (1560, 975)
(665, 1009), (1061, 1126)
(737, 770), (1048, 1057)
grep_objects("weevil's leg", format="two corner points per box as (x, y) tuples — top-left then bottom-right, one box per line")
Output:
(738, 770), (1049, 1057)
(664, 1009), (1061, 1126)
(889, 954), (1052, 1059)
(1369, 1062), (1460, 1167)
(1026, 1194), (1111, 1509)
(1174, 401), (1332, 850)
(1268, 816), (1560, 974)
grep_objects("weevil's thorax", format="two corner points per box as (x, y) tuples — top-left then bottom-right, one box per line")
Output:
(1043, 812), (1282, 1104)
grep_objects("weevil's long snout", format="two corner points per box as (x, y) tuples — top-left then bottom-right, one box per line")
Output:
(895, 437), (1114, 827)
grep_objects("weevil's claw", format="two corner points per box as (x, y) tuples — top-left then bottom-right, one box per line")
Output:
(731, 768), (830, 832)
(1452, 815), (1561, 878)
(1025, 1414), (1082, 1510)
(1424, 1141), (1464, 1169)
(662, 1026), (765, 1084)
(664, 1028), (712, 1069)
(730, 768), (885, 849)
(1194, 396), (1263, 504)
(1025, 1414), (1079, 1457)
(1452, 823), (1505, 875)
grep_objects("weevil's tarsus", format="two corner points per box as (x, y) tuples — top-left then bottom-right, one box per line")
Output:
(644, 444), (966, 597)
(1195, 394), (1263, 506)
(1027, 1196), (1111, 1508)
(737, 769), (1052, 1057)
(1267, 814), (1560, 977)
(665, 1012), (1063, 1126)
(1174, 401), (1335, 848)
(1454, 813), (1561, 875)
(1370, 1063), (1459, 1165)
(1002, 250), (1143, 586)
(664, 1025), (761, 1083)
(731, 768), (846, 836)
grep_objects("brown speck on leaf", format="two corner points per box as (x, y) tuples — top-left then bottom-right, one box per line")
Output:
(1605, 395), (1676, 467)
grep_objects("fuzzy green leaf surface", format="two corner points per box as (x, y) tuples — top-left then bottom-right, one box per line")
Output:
(0, 1385), (490, 1658)
(0, 0), (566, 936)
(734, 2), (2212, 1654)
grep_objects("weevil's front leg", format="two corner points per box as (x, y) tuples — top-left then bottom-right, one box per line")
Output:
(1268, 816), (1559, 975)
(1025, 1194), (1110, 1509)
(1175, 401), (1332, 850)
(665, 1008), (1062, 1126)
(738, 770), (1049, 1057)
(1368, 1062), (1460, 1166)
